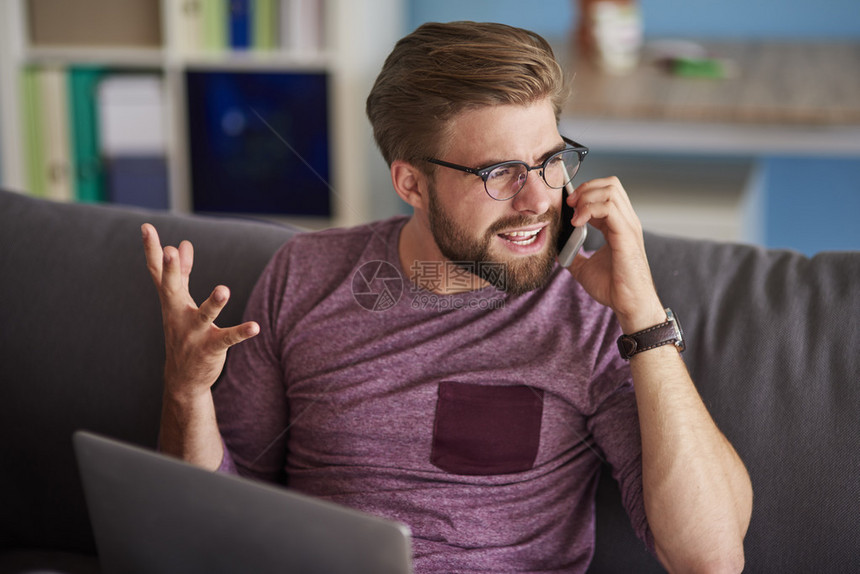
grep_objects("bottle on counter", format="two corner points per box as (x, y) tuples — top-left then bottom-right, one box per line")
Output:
(576, 0), (643, 75)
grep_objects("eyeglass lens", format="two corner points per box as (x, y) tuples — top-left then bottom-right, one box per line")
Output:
(485, 149), (582, 200)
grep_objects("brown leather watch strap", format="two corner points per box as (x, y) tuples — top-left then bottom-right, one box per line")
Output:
(617, 308), (685, 360)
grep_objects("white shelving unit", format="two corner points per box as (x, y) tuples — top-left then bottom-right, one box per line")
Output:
(0, 0), (404, 228)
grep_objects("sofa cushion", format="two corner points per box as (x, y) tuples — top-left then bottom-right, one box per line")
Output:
(0, 189), (297, 556)
(591, 231), (860, 572)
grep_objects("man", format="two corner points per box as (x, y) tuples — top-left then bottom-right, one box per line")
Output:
(143, 22), (751, 573)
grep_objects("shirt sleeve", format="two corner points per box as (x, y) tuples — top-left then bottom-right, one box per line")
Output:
(213, 242), (293, 485)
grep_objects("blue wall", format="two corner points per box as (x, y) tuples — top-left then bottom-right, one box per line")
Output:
(409, 0), (860, 40)
(763, 158), (860, 255)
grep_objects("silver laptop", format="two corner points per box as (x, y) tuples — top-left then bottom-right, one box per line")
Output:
(73, 431), (413, 574)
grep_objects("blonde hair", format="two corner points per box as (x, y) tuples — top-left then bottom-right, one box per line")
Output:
(366, 21), (568, 168)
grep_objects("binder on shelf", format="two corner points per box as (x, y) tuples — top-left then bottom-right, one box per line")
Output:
(20, 68), (47, 199)
(253, 0), (279, 51)
(68, 66), (107, 203)
(97, 74), (169, 210)
(103, 156), (169, 210)
(280, 0), (326, 54)
(171, 0), (318, 55)
(171, 0), (205, 54)
(185, 69), (331, 217)
(40, 66), (74, 202)
(202, 0), (228, 52)
(20, 66), (75, 202)
(229, 0), (251, 50)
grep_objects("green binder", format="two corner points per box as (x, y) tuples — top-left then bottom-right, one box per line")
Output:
(21, 67), (47, 198)
(253, 0), (278, 51)
(68, 66), (106, 203)
(202, 0), (228, 51)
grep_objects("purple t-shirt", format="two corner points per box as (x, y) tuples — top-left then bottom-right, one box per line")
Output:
(214, 216), (653, 572)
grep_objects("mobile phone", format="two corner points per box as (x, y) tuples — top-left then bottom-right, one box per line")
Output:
(556, 181), (587, 267)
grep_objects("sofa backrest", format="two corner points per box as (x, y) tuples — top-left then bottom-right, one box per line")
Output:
(0, 189), (297, 554)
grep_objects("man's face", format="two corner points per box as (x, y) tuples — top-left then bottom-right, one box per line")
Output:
(425, 99), (564, 296)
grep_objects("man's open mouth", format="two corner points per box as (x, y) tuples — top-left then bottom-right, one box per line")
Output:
(498, 228), (542, 246)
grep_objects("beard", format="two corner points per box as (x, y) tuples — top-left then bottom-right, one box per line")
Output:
(427, 184), (560, 296)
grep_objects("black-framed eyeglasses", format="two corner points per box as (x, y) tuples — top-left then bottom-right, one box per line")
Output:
(424, 136), (589, 201)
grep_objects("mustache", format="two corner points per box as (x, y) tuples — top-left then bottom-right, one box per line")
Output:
(486, 205), (560, 236)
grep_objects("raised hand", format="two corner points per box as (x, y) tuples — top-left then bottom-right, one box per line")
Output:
(141, 223), (259, 400)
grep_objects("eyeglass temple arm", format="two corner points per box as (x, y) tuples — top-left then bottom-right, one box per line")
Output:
(424, 157), (484, 176)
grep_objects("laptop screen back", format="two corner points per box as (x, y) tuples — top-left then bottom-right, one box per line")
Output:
(73, 431), (412, 574)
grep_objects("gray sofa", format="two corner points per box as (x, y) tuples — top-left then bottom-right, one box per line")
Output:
(1, 187), (858, 573)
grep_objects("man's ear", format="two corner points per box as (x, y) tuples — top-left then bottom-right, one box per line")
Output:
(391, 160), (428, 210)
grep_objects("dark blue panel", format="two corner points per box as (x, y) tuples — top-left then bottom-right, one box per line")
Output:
(186, 70), (331, 217)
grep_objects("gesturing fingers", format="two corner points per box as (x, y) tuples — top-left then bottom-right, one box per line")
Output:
(142, 223), (197, 296)
(161, 243), (197, 309)
(220, 321), (261, 349)
(141, 223), (164, 285)
(198, 286), (260, 347)
(161, 245), (184, 298)
(143, 223), (259, 392)
(179, 240), (194, 291)
(198, 285), (230, 325)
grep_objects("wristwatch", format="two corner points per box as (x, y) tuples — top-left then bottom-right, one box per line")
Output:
(617, 308), (686, 360)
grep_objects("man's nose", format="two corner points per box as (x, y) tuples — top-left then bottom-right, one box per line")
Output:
(510, 170), (553, 215)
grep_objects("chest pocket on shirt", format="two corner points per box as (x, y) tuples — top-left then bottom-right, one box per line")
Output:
(430, 381), (544, 475)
